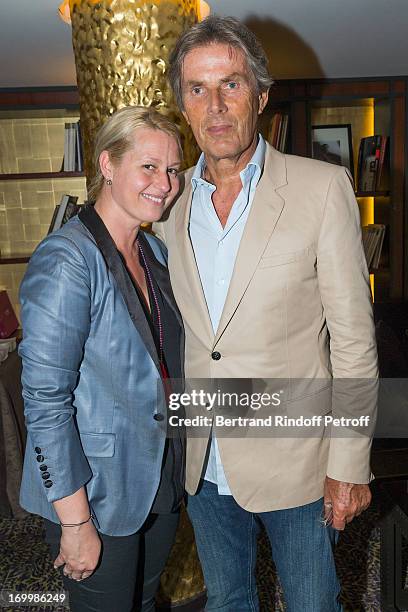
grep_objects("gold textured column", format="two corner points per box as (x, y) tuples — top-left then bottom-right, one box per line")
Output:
(157, 504), (205, 605)
(69, 0), (200, 182)
(67, 0), (205, 604)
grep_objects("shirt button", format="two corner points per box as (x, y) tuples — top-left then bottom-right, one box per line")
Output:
(34, 447), (41, 454)
(41, 472), (50, 480)
(39, 464), (48, 472)
(154, 413), (164, 421)
(211, 351), (221, 361)
(217, 279), (225, 286)
(36, 455), (45, 463)
(44, 480), (53, 488)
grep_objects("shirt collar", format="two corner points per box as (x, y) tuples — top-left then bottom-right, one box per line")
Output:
(191, 134), (266, 189)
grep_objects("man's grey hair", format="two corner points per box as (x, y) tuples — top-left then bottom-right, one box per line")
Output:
(168, 15), (274, 110)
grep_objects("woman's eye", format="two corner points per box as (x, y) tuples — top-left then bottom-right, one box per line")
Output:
(143, 164), (155, 170)
(168, 168), (179, 177)
(192, 87), (203, 95)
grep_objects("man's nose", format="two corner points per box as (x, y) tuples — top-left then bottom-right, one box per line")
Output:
(207, 88), (227, 114)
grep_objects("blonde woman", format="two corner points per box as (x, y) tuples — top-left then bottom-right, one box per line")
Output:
(19, 107), (184, 611)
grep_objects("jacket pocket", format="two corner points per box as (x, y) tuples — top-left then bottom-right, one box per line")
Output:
(79, 432), (116, 457)
(258, 247), (312, 268)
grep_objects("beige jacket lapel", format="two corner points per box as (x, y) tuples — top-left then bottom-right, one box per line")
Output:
(174, 170), (214, 344)
(214, 144), (288, 345)
(173, 144), (288, 347)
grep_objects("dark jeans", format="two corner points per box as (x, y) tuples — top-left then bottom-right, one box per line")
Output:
(44, 512), (179, 612)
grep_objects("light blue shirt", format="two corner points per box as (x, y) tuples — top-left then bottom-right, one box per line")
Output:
(189, 135), (266, 495)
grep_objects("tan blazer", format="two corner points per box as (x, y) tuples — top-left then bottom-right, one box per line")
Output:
(154, 143), (378, 512)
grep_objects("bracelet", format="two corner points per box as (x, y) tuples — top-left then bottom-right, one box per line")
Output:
(60, 514), (93, 527)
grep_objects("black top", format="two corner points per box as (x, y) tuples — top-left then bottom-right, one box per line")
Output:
(129, 237), (184, 514)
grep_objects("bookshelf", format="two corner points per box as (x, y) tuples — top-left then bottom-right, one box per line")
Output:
(0, 172), (85, 181)
(0, 87), (87, 317)
(263, 77), (407, 303)
(0, 80), (407, 312)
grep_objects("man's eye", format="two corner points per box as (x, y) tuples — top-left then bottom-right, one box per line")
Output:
(143, 164), (155, 170)
(226, 81), (238, 90)
(192, 87), (203, 95)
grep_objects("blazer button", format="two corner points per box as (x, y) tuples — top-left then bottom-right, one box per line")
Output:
(36, 455), (45, 463)
(44, 480), (53, 488)
(39, 464), (48, 471)
(154, 413), (164, 421)
(34, 447), (41, 454)
(211, 351), (221, 361)
(41, 472), (50, 480)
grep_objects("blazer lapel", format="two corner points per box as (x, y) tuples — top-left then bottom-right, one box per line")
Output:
(214, 145), (288, 345)
(138, 231), (185, 384)
(174, 175), (214, 343)
(78, 205), (160, 370)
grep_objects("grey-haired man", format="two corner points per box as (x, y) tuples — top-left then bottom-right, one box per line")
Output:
(155, 15), (377, 612)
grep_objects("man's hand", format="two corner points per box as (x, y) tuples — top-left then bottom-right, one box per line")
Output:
(54, 521), (101, 581)
(323, 476), (371, 531)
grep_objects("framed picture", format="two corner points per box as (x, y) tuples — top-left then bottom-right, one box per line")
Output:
(311, 124), (354, 179)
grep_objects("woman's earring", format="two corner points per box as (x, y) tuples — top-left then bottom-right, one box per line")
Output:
(106, 178), (112, 186)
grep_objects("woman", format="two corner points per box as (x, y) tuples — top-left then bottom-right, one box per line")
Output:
(18, 106), (185, 611)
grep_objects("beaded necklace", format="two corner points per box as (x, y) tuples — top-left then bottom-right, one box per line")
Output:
(138, 240), (171, 397)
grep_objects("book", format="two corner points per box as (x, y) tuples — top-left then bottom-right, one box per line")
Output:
(357, 135), (388, 193)
(358, 136), (379, 192)
(268, 113), (282, 149)
(362, 224), (386, 270)
(278, 114), (289, 153)
(371, 225), (386, 269)
(74, 121), (84, 172)
(69, 123), (76, 171)
(61, 121), (84, 172)
(47, 205), (60, 234)
(0, 290), (19, 339)
(268, 113), (289, 153)
(66, 123), (73, 171)
(375, 136), (389, 191)
(48, 194), (79, 233)
(61, 199), (81, 226)
(63, 123), (70, 171)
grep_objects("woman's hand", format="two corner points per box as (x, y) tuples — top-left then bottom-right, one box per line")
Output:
(54, 520), (101, 581)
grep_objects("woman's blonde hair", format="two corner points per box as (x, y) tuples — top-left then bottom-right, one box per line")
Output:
(88, 106), (182, 202)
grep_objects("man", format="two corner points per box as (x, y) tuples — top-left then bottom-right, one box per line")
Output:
(154, 15), (378, 612)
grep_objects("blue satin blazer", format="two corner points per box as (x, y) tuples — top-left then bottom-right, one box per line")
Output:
(19, 211), (184, 536)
